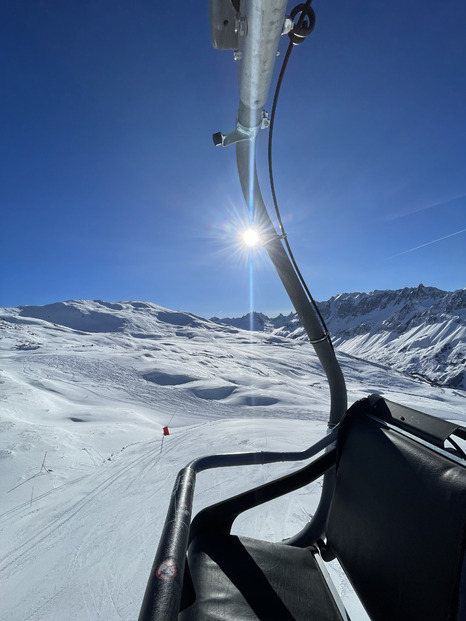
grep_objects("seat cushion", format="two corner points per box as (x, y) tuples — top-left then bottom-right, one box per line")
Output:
(180, 533), (344, 620)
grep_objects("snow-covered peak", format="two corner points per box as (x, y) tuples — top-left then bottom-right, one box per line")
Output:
(9, 299), (228, 337)
(214, 286), (466, 390)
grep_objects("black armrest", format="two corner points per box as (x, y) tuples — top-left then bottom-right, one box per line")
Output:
(139, 435), (337, 621)
(189, 448), (336, 541)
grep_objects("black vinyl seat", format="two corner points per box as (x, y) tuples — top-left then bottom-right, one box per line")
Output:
(325, 404), (466, 620)
(181, 533), (343, 620)
(180, 397), (466, 621)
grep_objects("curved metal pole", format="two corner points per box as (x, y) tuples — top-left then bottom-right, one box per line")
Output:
(236, 140), (346, 544)
(236, 139), (347, 427)
(233, 0), (347, 543)
(228, 0), (347, 426)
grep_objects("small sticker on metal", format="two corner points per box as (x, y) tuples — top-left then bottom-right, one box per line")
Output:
(155, 559), (177, 581)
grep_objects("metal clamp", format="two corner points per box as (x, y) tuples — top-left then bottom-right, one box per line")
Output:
(260, 232), (287, 247)
(308, 331), (330, 345)
(213, 111), (270, 147)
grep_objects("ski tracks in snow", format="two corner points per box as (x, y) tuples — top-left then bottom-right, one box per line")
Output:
(0, 437), (167, 581)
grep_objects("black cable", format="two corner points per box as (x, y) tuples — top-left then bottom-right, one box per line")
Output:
(267, 3), (333, 347)
(268, 40), (293, 240)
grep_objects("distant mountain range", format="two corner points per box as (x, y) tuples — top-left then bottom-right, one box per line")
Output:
(2, 285), (464, 392)
(212, 285), (466, 391)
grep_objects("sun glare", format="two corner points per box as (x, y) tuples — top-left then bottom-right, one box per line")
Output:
(210, 205), (269, 270)
(243, 228), (260, 247)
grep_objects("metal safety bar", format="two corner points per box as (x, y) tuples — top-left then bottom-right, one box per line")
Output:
(137, 427), (338, 621)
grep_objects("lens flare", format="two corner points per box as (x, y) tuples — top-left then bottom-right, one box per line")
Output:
(243, 228), (260, 247)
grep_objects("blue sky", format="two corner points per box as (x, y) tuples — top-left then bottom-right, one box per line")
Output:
(1, 0), (465, 318)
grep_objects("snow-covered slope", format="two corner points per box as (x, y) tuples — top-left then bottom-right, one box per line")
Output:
(1, 299), (465, 620)
(215, 285), (466, 390)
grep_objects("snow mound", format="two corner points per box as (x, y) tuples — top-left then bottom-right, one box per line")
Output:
(19, 301), (126, 333)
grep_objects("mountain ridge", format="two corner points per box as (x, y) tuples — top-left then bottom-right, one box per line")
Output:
(212, 285), (466, 390)
(2, 286), (464, 391)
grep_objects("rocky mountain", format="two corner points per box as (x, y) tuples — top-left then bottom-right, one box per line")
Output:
(213, 285), (466, 391)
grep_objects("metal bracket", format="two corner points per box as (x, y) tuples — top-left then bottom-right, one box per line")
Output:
(213, 111), (270, 147)
(260, 232), (287, 247)
(308, 331), (331, 345)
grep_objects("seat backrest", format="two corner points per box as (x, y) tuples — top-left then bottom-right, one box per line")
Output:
(326, 398), (466, 621)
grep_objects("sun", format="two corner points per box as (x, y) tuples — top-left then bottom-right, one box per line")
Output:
(242, 227), (261, 247)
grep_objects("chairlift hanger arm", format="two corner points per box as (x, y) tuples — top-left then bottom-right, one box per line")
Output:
(211, 0), (347, 427)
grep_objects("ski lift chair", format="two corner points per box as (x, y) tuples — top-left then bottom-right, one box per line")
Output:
(138, 3), (465, 618)
(139, 395), (466, 620)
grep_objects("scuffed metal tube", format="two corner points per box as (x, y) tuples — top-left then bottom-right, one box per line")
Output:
(189, 426), (338, 472)
(237, 0), (288, 129)
(138, 467), (196, 621)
